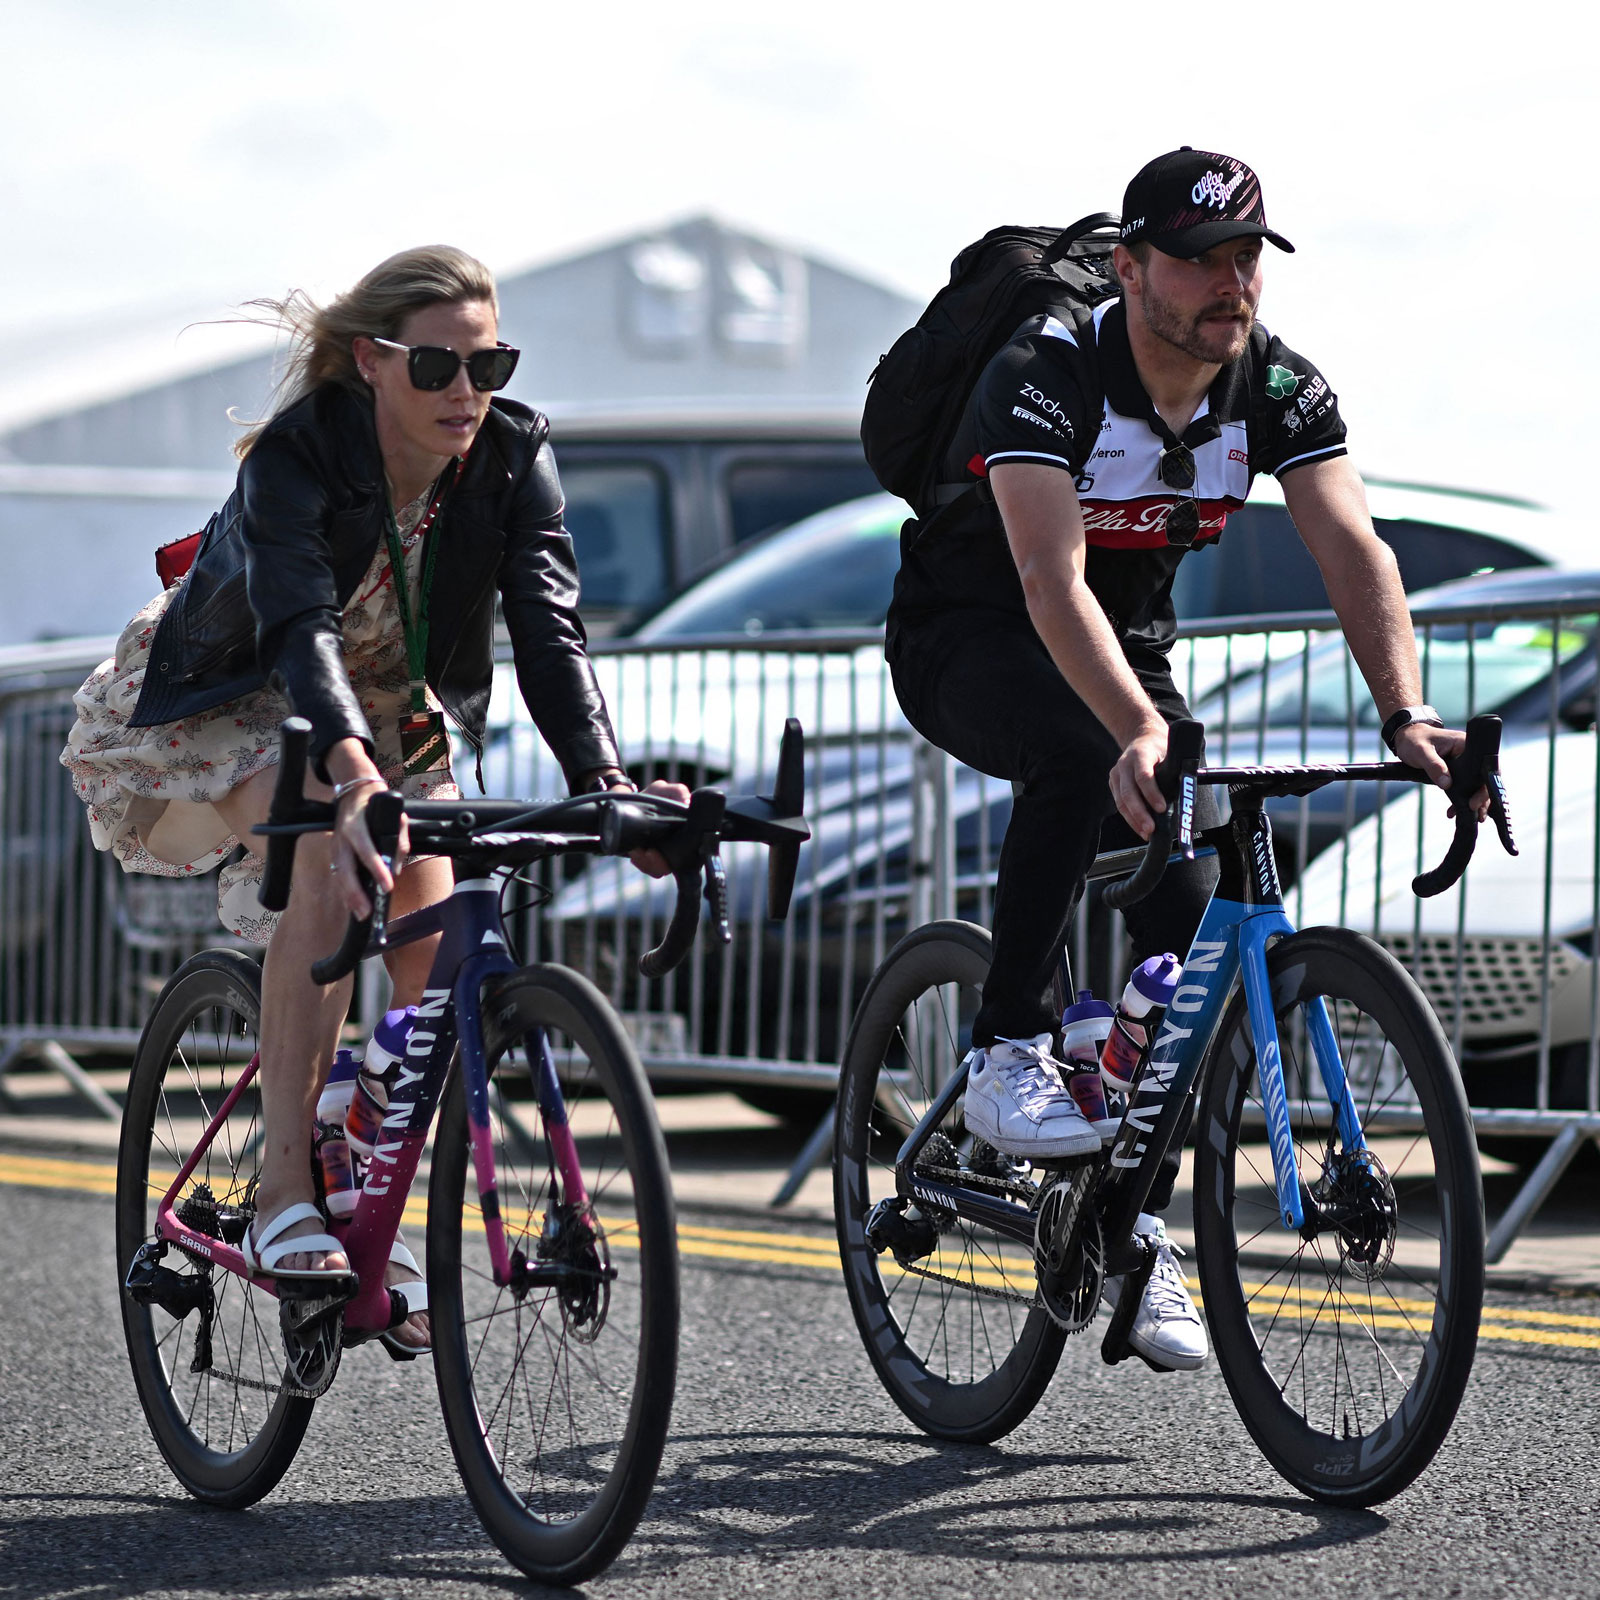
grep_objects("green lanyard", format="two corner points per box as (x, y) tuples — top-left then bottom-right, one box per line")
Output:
(383, 461), (457, 715)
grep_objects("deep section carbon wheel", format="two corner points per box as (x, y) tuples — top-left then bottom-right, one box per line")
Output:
(1194, 926), (1484, 1506)
(428, 964), (679, 1586)
(834, 921), (1065, 1444)
(116, 949), (313, 1507)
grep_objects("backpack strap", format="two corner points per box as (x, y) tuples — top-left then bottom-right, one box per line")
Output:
(928, 300), (1109, 512)
(1042, 212), (1122, 264)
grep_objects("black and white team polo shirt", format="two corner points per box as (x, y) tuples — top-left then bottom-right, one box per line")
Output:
(892, 297), (1347, 657)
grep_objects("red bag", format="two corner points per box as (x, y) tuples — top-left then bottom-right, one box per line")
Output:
(155, 530), (203, 588)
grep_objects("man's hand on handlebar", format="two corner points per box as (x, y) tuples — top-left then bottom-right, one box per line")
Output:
(1393, 723), (1491, 823)
(1110, 723), (1175, 841)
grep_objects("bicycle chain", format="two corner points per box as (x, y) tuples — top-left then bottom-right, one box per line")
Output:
(892, 1163), (1046, 1309)
(189, 1367), (321, 1402)
(913, 1162), (1039, 1206)
(893, 1163), (1101, 1328)
(893, 1254), (1042, 1308)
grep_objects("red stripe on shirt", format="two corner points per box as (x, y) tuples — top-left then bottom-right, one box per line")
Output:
(1080, 496), (1243, 549)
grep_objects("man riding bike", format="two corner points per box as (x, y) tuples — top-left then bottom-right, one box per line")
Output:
(885, 148), (1471, 1372)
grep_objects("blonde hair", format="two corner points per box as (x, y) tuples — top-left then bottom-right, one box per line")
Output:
(234, 245), (498, 458)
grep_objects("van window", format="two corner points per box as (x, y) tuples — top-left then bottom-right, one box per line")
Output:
(725, 459), (883, 544)
(559, 463), (671, 610)
(1170, 505), (1544, 619)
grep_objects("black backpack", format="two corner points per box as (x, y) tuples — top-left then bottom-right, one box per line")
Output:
(860, 214), (1122, 518)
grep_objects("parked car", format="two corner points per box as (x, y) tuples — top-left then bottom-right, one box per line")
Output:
(1292, 721), (1599, 1123)
(501, 567), (1594, 1104)
(1193, 565), (1600, 880)
(618, 473), (1586, 642)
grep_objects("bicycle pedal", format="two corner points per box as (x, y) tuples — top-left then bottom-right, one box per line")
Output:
(277, 1275), (359, 1321)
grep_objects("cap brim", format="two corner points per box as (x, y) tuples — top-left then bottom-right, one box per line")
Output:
(1148, 220), (1295, 258)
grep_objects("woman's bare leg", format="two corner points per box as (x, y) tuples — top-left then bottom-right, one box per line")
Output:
(214, 766), (354, 1271)
(213, 766), (451, 1295)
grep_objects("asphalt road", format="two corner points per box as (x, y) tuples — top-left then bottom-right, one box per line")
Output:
(2, 1160), (1598, 1600)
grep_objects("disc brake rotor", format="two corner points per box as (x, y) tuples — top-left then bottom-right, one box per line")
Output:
(1323, 1147), (1397, 1281)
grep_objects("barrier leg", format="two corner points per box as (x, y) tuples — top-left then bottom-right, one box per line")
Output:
(1485, 1122), (1589, 1263)
(0, 1040), (123, 1123)
(771, 1103), (835, 1208)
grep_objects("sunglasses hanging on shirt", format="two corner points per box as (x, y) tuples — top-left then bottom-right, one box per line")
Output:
(1157, 444), (1201, 548)
(371, 337), (521, 392)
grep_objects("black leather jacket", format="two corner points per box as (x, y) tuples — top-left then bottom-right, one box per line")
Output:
(130, 383), (620, 791)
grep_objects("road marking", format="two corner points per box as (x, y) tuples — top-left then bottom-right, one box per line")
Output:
(5, 1151), (1596, 1351)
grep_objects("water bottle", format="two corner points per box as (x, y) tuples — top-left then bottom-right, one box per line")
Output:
(346, 1006), (417, 1157)
(313, 1048), (362, 1217)
(1059, 989), (1113, 1123)
(1099, 953), (1183, 1092)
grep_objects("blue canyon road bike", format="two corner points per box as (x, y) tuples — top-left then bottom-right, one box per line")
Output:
(835, 715), (1516, 1506)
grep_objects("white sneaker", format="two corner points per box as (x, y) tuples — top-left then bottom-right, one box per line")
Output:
(1102, 1213), (1208, 1371)
(962, 1034), (1100, 1159)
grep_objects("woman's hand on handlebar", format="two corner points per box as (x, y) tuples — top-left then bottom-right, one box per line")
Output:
(325, 742), (404, 918)
(586, 769), (692, 878)
(1393, 723), (1490, 822)
(631, 779), (691, 876)
(1110, 723), (1174, 840)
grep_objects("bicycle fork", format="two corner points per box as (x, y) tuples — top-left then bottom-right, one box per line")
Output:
(1235, 915), (1365, 1230)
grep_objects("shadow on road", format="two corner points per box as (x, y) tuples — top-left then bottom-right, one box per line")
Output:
(0, 1428), (1388, 1598)
(621, 1426), (1388, 1573)
(0, 1489), (533, 1600)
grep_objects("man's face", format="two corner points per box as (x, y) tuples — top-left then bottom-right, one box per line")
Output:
(1128, 239), (1264, 365)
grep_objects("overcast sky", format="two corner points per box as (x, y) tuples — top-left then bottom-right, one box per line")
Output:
(3, 1), (1596, 513)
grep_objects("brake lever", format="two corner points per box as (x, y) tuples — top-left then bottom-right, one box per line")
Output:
(705, 853), (731, 945)
(1411, 713), (1516, 897)
(1486, 768), (1517, 858)
(1103, 719), (1204, 912)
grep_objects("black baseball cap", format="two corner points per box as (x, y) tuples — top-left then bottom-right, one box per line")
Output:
(1119, 148), (1295, 258)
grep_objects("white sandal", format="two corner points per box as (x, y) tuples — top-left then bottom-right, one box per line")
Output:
(381, 1239), (430, 1359)
(241, 1201), (351, 1283)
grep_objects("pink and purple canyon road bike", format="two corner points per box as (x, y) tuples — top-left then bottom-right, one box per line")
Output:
(116, 716), (808, 1584)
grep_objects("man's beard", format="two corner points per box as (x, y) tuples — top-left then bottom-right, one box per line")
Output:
(1141, 285), (1255, 364)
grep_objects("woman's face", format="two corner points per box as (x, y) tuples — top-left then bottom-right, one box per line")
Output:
(356, 297), (499, 463)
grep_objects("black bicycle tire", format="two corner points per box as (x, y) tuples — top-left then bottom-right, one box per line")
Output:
(116, 949), (314, 1508)
(834, 920), (1067, 1445)
(1193, 926), (1485, 1506)
(428, 963), (680, 1585)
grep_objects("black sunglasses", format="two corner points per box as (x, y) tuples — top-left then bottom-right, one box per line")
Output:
(371, 337), (520, 392)
(1158, 444), (1200, 548)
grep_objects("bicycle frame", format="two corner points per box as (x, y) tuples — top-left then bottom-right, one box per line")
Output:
(894, 790), (1371, 1264)
(154, 875), (577, 1339)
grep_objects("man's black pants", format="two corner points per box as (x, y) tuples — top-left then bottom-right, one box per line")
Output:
(889, 608), (1220, 1213)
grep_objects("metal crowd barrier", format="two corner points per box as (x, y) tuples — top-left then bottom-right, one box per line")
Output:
(2, 596), (1597, 1254)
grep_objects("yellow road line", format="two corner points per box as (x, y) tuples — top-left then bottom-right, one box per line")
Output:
(4, 1151), (1596, 1349)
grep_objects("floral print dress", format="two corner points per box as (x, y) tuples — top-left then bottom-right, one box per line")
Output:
(61, 487), (460, 943)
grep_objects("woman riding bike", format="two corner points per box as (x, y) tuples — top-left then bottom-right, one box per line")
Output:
(62, 245), (680, 1349)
